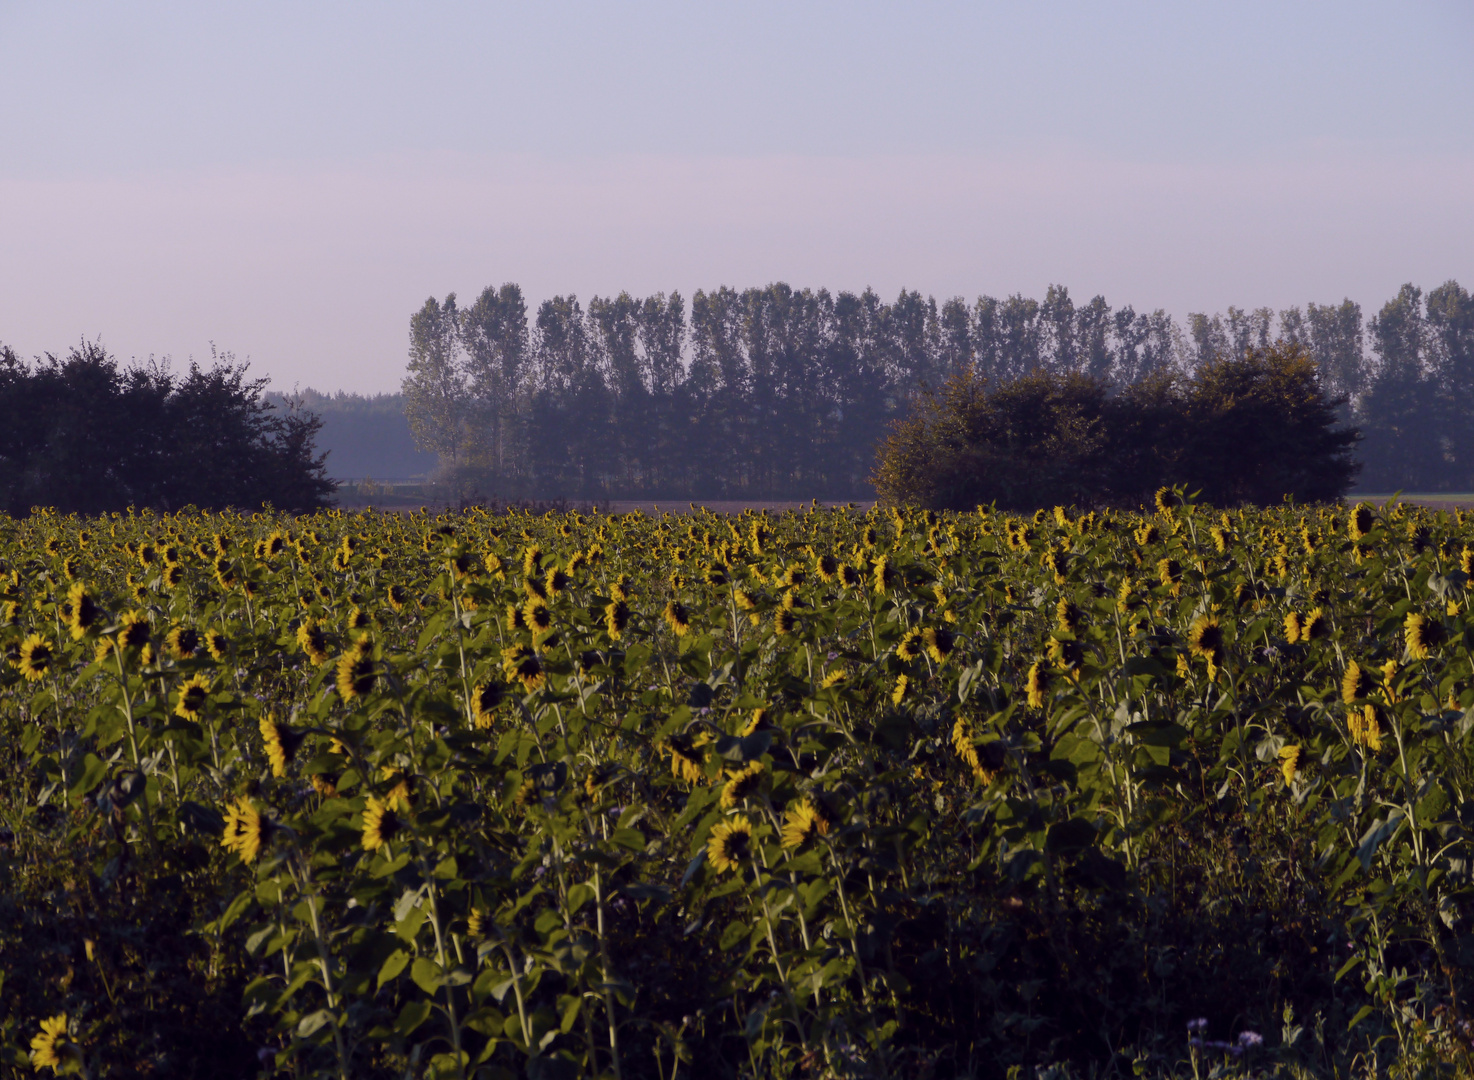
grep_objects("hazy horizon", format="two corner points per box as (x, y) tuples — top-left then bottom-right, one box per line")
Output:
(2, 2), (1470, 394)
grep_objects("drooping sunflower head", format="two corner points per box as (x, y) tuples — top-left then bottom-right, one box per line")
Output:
(719, 759), (766, 810)
(17, 634), (52, 682)
(174, 674), (211, 720)
(221, 797), (267, 864)
(667, 733), (706, 785)
(706, 815), (754, 873)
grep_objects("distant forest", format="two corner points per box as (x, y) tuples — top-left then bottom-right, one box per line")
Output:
(396, 279), (1472, 500)
(266, 390), (438, 481)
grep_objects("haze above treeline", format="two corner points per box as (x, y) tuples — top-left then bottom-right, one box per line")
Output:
(280, 279), (1471, 498)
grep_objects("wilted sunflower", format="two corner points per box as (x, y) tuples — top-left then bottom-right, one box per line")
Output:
(17, 634), (53, 682)
(29, 1014), (76, 1074)
(471, 681), (507, 728)
(780, 800), (830, 849)
(361, 794), (401, 852)
(706, 815), (754, 873)
(66, 582), (100, 640)
(336, 637), (377, 700)
(923, 626), (955, 663)
(501, 643), (545, 691)
(259, 714), (304, 777)
(297, 620), (330, 665)
(1341, 661), (1372, 704)
(719, 759), (766, 809)
(221, 797), (267, 864)
(118, 609), (150, 650)
(174, 674), (211, 720)
(1279, 745), (1301, 786)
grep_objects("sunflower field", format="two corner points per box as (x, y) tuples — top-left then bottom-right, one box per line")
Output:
(2, 495), (1473, 1079)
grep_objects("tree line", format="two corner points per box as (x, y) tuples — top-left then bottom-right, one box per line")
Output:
(402, 279), (1474, 501)
(0, 342), (333, 516)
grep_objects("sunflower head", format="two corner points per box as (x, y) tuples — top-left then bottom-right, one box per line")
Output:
(719, 759), (766, 810)
(1341, 661), (1372, 704)
(259, 714), (304, 777)
(17, 634), (53, 682)
(336, 639), (377, 700)
(1348, 503), (1375, 541)
(1279, 744), (1301, 786)
(175, 674), (211, 720)
(780, 799), (831, 849)
(221, 797), (268, 864)
(471, 681), (507, 728)
(361, 794), (402, 852)
(501, 643), (546, 692)
(1026, 661), (1049, 709)
(166, 625), (200, 660)
(1187, 615), (1225, 666)
(204, 629), (229, 663)
(604, 599), (630, 640)
(1405, 612), (1443, 660)
(297, 620), (331, 665)
(773, 608), (797, 636)
(706, 815), (754, 873)
(66, 582), (100, 640)
(29, 1013), (80, 1074)
(923, 626), (955, 663)
(118, 610), (150, 650)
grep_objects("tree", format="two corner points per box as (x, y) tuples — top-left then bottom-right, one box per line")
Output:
(402, 294), (469, 473)
(0, 341), (332, 516)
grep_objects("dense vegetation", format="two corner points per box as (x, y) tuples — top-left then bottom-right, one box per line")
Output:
(0, 343), (333, 516)
(872, 343), (1359, 511)
(4, 497), (1473, 1078)
(400, 279), (1470, 502)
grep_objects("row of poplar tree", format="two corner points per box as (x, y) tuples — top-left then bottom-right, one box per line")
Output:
(400, 279), (1473, 500)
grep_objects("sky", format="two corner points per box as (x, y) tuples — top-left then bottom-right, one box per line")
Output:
(1, 1), (1471, 393)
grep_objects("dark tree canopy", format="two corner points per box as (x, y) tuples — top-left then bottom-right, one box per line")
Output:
(0, 342), (333, 517)
(872, 342), (1359, 510)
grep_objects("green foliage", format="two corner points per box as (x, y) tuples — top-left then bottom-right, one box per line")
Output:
(0, 342), (334, 516)
(873, 343), (1359, 510)
(2, 497), (1474, 1078)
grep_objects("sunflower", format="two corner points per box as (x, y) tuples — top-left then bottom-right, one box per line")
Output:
(118, 610), (150, 650)
(1154, 487), (1180, 516)
(1134, 523), (1159, 546)
(547, 569), (570, 595)
(65, 582), (100, 640)
(1157, 557), (1182, 596)
(221, 797), (267, 864)
(259, 714), (304, 777)
(297, 620), (330, 665)
(1302, 607), (1329, 642)
(815, 554), (839, 582)
(923, 626), (954, 663)
(1187, 615), (1224, 674)
(1348, 704), (1383, 752)
(174, 674), (211, 720)
(1283, 612), (1303, 644)
(346, 606), (372, 632)
(522, 545), (544, 578)
(29, 1013), (77, 1074)
(1341, 661), (1372, 704)
(361, 794), (401, 852)
(719, 760), (765, 809)
(706, 816), (754, 873)
(204, 629), (229, 662)
(1279, 745), (1301, 786)
(163, 564), (185, 589)
(311, 773), (339, 798)
(471, 681), (506, 728)
(1348, 503), (1375, 541)
(891, 673), (909, 706)
(506, 603), (528, 631)
(336, 635), (377, 700)
(501, 643), (546, 692)
(17, 634), (52, 682)
(781, 800), (829, 849)
(1405, 612), (1443, 659)
(821, 666), (847, 689)
(604, 599), (630, 640)
(166, 625), (200, 660)
(873, 556), (899, 594)
(523, 597), (553, 634)
(773, 608), (797, 636)
(386, 584), (408, 612)
(1026, 661), (1048, 709)
(838, 563), (862, 588)
(1047, 637), (1085, 674)
(1055, 599), (1081, 635)
(895, 629), (923, 662)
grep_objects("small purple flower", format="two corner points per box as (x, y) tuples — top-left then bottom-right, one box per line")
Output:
(827, 651), (838, 661)
(1187, 1017), (1209, 1032)
(1237, 1031), (1263, 1048)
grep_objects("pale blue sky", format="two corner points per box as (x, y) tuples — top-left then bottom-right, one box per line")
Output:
(2, 1), (1471, 390)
